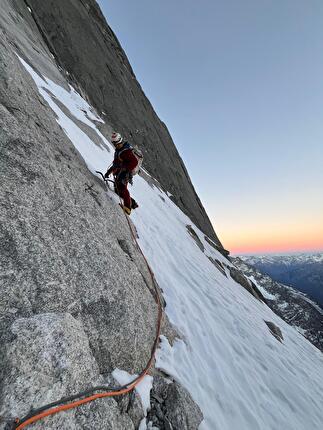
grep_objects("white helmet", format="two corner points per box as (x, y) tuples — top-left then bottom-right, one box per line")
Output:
(111, 132), (123, 146)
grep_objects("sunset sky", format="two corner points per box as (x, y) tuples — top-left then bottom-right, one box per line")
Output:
(99, 0), (323, 255)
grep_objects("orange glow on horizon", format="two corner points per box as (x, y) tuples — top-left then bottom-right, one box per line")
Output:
(212, 199), (323, 256)
(226, 235), (323, 255)
(231, 242), (323, 256)
(217, 221), (323, 256)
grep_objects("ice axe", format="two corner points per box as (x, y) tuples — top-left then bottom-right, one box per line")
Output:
(95, 171), (115, 185)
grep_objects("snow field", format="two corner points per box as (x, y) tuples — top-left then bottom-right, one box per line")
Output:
(20, 58), (323, 430)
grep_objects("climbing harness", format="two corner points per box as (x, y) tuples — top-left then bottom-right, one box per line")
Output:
(11, 173), (163, 429)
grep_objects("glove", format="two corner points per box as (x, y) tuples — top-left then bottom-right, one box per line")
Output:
(104, 169), (112, 179)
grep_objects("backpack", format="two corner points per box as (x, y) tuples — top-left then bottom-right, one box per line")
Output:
(131, 146), (143, 175)
(118, 143), (143, 176)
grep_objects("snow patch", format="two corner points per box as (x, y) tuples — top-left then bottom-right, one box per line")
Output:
(18, 55), (113, 176)
(112, 369), (153, 417)
(247, 275), (277, 300)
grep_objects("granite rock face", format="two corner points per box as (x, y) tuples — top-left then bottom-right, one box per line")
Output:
(1, 313), (136, 430)
(23, 0), (222, 246)
(0, 37), (157, 375)
(0, 1), (204, 427)
(165, 383), (203, 430)
(0, 30), (155, 426)
(147, 376), (203, 430)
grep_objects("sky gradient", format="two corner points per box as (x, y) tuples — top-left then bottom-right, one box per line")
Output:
(98, 0), (323, 255)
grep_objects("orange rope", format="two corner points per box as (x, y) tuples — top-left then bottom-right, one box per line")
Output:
(15, 354), (157, 429)
(14, 177), (163, 429)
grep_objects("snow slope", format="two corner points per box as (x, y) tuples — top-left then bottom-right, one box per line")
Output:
(20, 58), (323, 430)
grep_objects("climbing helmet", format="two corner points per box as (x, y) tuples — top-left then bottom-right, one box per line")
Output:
(111, 132), (123, 146)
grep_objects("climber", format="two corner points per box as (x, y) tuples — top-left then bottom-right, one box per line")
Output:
(105, 132), (140, 215)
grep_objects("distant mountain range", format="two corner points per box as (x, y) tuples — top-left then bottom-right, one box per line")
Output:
(238, 253), (323, 307)
(233, 256), (323, 352)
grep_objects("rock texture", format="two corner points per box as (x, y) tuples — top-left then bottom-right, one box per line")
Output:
(22, 0), (222, 246)
(0, 0), (204, 427)
(264, 320), (284, 343)
(147, 376), (203, 430)
(225, 265), (267, 303)
(0, 29), (155, 426)
(1, 313), (137, 429)
(0, 40), (157, 373)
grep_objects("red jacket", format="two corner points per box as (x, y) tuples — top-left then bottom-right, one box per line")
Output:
(107, 143), (138, 176)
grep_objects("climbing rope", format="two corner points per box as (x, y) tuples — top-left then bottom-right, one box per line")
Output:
(12, 173), (163, 429)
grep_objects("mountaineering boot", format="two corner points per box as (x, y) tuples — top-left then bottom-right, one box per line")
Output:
(119, 204), (131, 215)
(131, 198), (139, 210)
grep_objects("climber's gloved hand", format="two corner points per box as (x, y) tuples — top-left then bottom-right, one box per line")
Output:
(104, 170), (111, 179)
